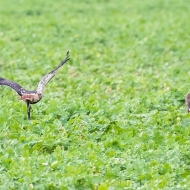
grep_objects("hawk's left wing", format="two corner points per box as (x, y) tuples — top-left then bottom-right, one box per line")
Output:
(0, 77), (25, 96)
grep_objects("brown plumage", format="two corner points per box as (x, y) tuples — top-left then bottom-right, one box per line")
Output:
(0, 51), (70, 120)
(185, 93), (190, 112)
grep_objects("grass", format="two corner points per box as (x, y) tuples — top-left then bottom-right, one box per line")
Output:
(0, 0), (190, 189)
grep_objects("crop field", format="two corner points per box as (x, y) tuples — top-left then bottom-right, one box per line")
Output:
(0, 0), (190, 189)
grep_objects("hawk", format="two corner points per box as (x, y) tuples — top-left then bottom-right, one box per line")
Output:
(0, 51), (70, 120)
(186, 93), (190, 112)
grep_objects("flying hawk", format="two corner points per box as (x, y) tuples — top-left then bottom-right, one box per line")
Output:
(0, 51), (70, 120)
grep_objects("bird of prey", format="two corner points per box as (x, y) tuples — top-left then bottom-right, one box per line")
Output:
(0, 51), (70, 120)
(186, 93), (190, 112)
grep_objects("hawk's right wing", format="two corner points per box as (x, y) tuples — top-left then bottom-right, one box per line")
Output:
(36, 51), (70, 94)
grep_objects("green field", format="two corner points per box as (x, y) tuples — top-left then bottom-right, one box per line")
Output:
(0, 0), (190, 189)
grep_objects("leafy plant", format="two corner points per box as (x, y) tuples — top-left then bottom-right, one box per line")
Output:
(0, 0), (190, 189)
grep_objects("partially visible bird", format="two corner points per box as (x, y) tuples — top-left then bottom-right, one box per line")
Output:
(185, 93), (190, 112)
(0, 51), (70, 120)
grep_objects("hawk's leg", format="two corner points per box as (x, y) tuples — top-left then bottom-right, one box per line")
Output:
(26, 100), (31, 120)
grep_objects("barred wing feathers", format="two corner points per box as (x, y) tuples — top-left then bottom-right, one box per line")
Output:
(36, 51), (70, 94)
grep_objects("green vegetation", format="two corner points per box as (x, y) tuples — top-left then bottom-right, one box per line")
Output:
(0, 0), (190, 189)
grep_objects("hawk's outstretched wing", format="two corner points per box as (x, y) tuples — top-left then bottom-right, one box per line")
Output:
(36, 51), (70, 94)
(0, 77), (24, 96)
